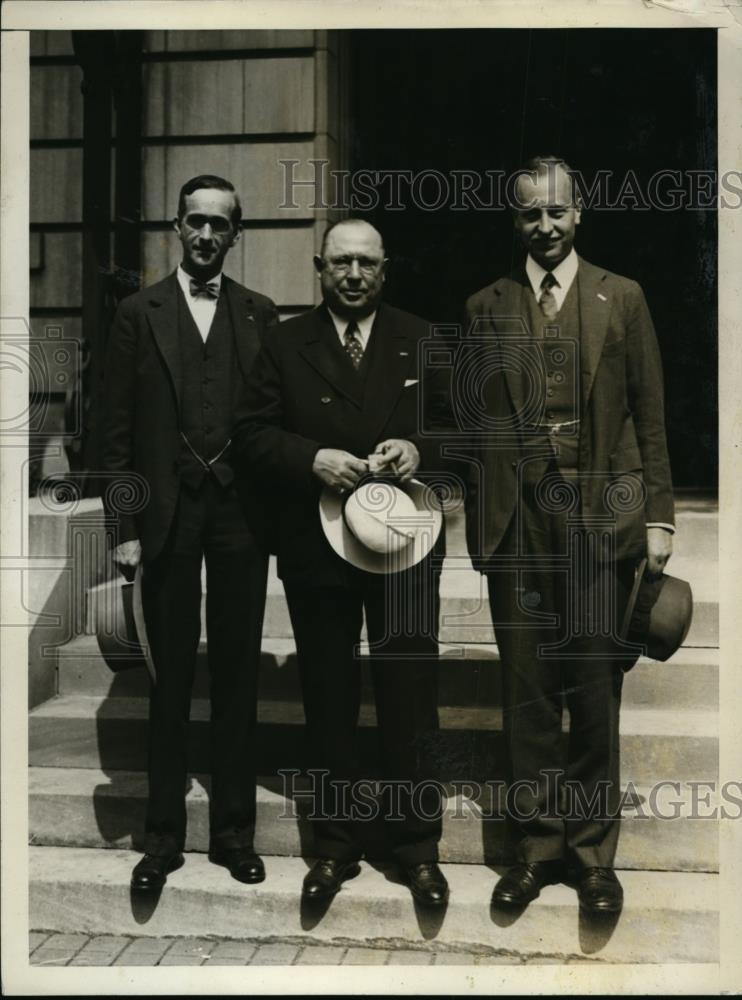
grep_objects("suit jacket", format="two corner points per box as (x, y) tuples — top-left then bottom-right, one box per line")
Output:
(233, 302), (452, 587)
(101, 271), (279, 560)
(462, 256), (674, 568)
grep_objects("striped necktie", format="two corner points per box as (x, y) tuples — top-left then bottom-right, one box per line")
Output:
(539, 271), (559, 320)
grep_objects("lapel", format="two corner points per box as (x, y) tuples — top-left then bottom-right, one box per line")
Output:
(298, 306), (365, 409)
(221, 275), (263, 381)
(357, 303), (414, 447)
(575, 257), (612, 414)
(488, 270), (532, 418)
(145, 272), (182, 409)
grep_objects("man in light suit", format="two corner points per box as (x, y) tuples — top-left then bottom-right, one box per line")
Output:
(462, 157), (674, 914)
(234, 218), (450, 906)
(103, 174), (278, 891)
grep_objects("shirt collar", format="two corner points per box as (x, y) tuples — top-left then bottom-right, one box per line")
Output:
(525, 249), (578, 298)
(327, 307), (377, 347)
(177, 265), (223, 298)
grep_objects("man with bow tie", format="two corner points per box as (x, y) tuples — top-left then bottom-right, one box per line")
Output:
(462, 157), (674, 915)
(102, 174), (278, 891)
(234, 218), (451, 907)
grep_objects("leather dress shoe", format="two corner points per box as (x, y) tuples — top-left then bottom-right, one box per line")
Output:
(491, 861), (558, 909)
(130, 850), (184, 891)
(209, 846), (266, 884)
(302, 858), (361, 900)
(577, 867), (624, 914)
(403, 862), (449, 907)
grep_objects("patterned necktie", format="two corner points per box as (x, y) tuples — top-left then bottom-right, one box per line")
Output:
(539, 271), (559, 320)
(343, 321), (364, 369)
(189, 278), (219, 300)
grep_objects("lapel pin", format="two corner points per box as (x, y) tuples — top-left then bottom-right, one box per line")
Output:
(597, 293), (607, 302)
(321, 396), (332, 404)
(399, 351), (409, 357)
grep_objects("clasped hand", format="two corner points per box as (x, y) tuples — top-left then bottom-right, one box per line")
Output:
(312, 438), (420, 491)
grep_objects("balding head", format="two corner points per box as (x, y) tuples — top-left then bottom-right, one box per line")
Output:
(314, 218), (388, 319)
(320, 218), (385, 259)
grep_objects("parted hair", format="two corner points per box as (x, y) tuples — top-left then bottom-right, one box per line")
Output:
(177, 175), (242, 227)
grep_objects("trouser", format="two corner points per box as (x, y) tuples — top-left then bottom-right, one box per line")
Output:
(140, 477), (268, 854)
(486, 463), (636, 869)
(283, 554), (442, 867)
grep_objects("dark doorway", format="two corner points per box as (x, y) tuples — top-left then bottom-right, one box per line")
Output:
(348, 28), (718, 491)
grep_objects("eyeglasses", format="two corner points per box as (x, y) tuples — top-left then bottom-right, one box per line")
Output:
(182, 213), (234, 235)
(323, 255), (383, 276)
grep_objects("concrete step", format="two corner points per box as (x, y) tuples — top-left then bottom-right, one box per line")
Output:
(83, 555), (719, 647)
(437, 501), (718, 564)
(56, 635), (719, 711)
(29, 695), (718, 785)
(28, 767), (719, 873)
(29, 847), (718, 964)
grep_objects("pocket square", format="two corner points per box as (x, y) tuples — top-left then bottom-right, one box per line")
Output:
(404, 378), (419, 387)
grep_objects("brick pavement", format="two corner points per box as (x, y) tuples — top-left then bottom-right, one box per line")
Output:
(29, 932), (540, 967)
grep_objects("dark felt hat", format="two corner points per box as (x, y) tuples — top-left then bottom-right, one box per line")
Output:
(95, 564), (155, 678)
(619, 558), (693, 662)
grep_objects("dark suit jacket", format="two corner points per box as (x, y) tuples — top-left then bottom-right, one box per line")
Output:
(102, 271), (279, 560)
(462, 256), (674, 568)
(233, 302), (452, 587)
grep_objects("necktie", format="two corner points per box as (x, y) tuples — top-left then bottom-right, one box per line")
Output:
(189, 278), (219, 300)
(539, 271), (559, 320)
(343, 321), (364, 369)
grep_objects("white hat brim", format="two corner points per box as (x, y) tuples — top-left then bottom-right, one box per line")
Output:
(319, 479), (443, 574)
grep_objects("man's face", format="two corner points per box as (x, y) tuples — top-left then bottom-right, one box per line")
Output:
(513, 166), (581, 269)
(315, 222), (387, 319)
(174, 188), (239, 278)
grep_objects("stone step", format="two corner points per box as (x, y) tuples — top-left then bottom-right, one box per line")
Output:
(83, 508), (719, 645)
(28, 767), (720, 873)
(29, 695), (718, 785)
(57, 634), (720, 712)
(439, 501), (718, 563)
(81, 555), (718, 657)
(29, 847), (718, 964)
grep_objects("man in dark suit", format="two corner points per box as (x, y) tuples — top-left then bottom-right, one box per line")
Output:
(462, 157), (674, 914)
(234, 218), (450, 907)
(102, 174), (278, 891)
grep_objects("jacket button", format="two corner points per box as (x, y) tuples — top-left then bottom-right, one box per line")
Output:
(321, 396), (332, 404)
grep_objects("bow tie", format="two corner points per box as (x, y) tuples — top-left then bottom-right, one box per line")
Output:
(189, 278), (219, 300)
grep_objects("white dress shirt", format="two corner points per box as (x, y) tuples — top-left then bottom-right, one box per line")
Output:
(327, 308), (377, 350)
(177, 265), (223, 343)
(524, 251), (673, 535)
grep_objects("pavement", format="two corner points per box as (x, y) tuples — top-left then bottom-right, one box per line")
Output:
(29, 931), (551, 967)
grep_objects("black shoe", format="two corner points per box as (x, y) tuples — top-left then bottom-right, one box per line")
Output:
(403, 862), (449, 907)
(209, 846), (266, 884)
(302, 858), (361, 900)
(577, 867), (624, 915)
(491, 861), (557, 909)
(130, 850), (184, 892)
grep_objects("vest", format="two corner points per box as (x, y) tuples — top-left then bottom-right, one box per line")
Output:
(177, 289), (237, 490)
(522, 275), (581, 471)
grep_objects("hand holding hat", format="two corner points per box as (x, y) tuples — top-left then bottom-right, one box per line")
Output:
(371, 439), (420, 482)
(312, 448), (369, 492)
